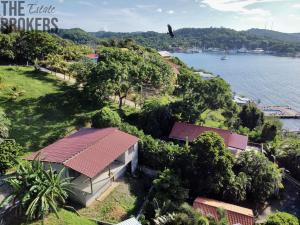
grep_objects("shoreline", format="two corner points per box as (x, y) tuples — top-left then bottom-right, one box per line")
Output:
(170, 51), (300, 59)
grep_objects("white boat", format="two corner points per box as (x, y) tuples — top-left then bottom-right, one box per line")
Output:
(221, 55), (228, 60)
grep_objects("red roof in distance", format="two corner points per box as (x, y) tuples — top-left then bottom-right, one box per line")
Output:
(193, 197), (254, 225)
(86, 53), (99, 59)
(169, 122), (248, 150)
(26, 128), (139, 178)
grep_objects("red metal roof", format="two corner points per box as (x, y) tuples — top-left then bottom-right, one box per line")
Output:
(26, 128), (139, 178)
(86, 54), (99, 59)
(193, 197), (254, 225)
(169, 122), (248, 150)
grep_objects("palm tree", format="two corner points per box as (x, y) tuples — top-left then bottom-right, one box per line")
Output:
(1, 159), (71, 222)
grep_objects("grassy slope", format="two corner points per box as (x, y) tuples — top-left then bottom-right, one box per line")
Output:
(78, 177), (149, 223)
(201, 109), (227, 128)
(27, 209), (97, 225)
(0, 66), (77, 153)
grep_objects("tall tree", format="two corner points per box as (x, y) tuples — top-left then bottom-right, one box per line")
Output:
(190, 132), (235, 196)
(84, 47), (175, 109)
(238, 103), (264, 130)
(235, 151), (282, 203)
(171, 78), (233, 123)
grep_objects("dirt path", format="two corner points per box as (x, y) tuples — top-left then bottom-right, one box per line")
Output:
(40, 67), (76, 84)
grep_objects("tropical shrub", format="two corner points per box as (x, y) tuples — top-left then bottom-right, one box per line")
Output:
(0, 107), (10, 142)
(2, 160), (71, 222)
(92, 107), (122, 128)
(276, 138), (300, 180)
(0, 140), (23, 175)
(261, 119), (282, 142)
(265, 212), (299, 225)
(153, 169), (188, 204)
(235, 151), (283, 203)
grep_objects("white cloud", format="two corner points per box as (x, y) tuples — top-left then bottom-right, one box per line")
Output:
(78, 1), (94, 7)
(292, 3), (300, 8)
(156, 8), (163, 13)
(58, 0), (64, 3)
(200, 0), (282, 17)
(136, 4), (156, 9)
(167, 10), (175, 14)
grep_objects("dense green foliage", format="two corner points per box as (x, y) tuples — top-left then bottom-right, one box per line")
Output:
(261, 121), (280, 142)
(2, 160), (71, 222)
(138, 98), (175, 138)
(190, 132), (234, 196)
(81, 47), (175, 109)
(246, 28), (300, 43)
(0, 31), (91, 63)
(153, 169), (189, 205)
(57, 28), (98, 44)
(0, 107), (10, 142)
(0, 140), (23, 175)
(152, 203), (209, 225)
(238, 103), (264, 130)
(92, 107), (122, 128)
(265, 212), (299, 225)
(235, 151), (282, 203)
(276, 138), (300, 180)
(171, 76), (233, 123)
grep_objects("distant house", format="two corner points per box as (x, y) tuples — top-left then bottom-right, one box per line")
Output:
(234, 95), (251, 105)
(158, 51), (172, 58)
(117, 218), (141, 225)
(169, 122), (248, 154)
(26, 128), (139, 206)
(196, 71), (217, 80)
(193, 197), (254, 225)
(86, 53), (99, 63)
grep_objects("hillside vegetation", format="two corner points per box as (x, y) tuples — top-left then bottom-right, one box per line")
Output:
(58, 27), (300, 56)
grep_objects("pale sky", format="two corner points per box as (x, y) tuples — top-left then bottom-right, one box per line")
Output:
(48, 0), (300, 33)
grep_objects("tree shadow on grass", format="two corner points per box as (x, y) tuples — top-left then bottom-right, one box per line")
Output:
(21, 69), (71, 90)
(121, 175), (152, 220)
(0, 89), (82, 152)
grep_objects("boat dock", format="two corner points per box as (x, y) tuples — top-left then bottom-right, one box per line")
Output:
(261, 106), (300, 119)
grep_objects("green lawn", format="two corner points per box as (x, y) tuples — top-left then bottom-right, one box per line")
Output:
(25, 209), (97, 225)
(200, 109), (227, 128)
(0, 66), (79, 153)
(78, 176), (149, 224)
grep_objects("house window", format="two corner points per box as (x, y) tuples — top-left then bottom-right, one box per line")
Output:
(69, 169), (81, 180)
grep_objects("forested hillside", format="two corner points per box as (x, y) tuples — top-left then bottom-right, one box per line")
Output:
(245, 28), (300, 43)
(57, 27), (300, 56)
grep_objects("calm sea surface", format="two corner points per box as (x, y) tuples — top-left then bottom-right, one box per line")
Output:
(173, 53), (300, 131)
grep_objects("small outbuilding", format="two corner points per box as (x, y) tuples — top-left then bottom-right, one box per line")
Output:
(26, 128), (139, 206)
(193, 197), (254, 225)
(169, 122), (248, 154)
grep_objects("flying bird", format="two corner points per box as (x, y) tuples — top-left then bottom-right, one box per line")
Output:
(167, 24), (175, 38)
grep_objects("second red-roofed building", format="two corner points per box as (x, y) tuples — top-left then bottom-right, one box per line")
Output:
(193, 197), (255, 225)
(26, 128), (139, 206)
(169, 122), (249, 155)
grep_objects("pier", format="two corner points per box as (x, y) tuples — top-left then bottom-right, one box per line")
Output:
(261, 106), (300, 119)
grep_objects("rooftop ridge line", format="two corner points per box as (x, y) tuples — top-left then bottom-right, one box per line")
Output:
(63, 128), (118, 165)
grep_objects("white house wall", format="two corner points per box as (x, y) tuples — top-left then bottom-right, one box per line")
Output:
(43, 142), (139, 207)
